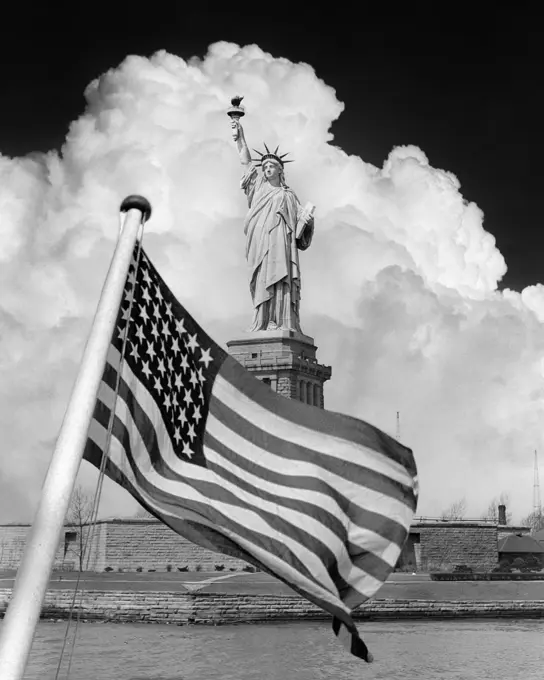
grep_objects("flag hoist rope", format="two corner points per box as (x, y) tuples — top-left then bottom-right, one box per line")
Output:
(55, 234), (146, 680)
(0, 196), (152, 680)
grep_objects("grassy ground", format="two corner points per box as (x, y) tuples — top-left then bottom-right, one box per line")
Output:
(1, 570), (543, 600)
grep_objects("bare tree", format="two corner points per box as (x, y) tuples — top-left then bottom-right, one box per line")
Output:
(134, 506), (155, 519)
(66, 486), (95, 571)
(521, 509), (544, 533)
(440, 498), (467, 520)
(482, 492), (512, 524)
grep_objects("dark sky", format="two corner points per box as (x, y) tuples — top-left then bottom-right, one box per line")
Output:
(1, 5), (536, 290)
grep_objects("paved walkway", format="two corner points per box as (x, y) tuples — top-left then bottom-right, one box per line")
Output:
(3, 571), (543, 600)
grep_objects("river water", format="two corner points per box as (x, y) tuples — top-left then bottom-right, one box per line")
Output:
(8, 618), (543, 679)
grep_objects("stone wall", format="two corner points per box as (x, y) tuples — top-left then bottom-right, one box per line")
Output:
(102, 520), (247, 572)
(1, 588), (543, 624)
(416, 523), (498, 571)
(0, 519), (248, 573)
(0, 525), (73, 570)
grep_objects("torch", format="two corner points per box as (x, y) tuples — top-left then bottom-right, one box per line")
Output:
(227, 95), (245, 141)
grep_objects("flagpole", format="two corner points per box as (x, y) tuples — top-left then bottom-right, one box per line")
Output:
(0, 195), (152, 680)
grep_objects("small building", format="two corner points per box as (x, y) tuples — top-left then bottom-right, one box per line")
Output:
(399, 520), (498, 572)
(497, 534), (544, 567)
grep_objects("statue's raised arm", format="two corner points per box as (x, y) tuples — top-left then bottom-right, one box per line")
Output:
(228, 96), (251, 166)
(228, 95), (315, 334)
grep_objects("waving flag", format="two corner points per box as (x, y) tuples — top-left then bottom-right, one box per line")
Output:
(84, 243), (418, 663)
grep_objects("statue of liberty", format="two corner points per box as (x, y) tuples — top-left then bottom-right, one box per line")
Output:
(229, 97), (315, 333)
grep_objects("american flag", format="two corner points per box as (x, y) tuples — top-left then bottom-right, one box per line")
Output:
(84, 243), (418, 664)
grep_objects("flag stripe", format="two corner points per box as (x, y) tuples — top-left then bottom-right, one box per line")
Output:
(208, 396), (416, 523)
(219, 355), (416, 475)
(204, 426), (408, 549)
(214, 367), (417, 498)
(203, 434), (396, 583)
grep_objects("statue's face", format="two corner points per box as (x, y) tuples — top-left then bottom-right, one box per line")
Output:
(263, 160), (281, 183)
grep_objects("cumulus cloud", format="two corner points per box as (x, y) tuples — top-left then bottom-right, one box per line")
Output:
(0, 42), (541, 524)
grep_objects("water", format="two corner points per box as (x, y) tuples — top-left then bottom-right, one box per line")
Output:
(8, 619), (544, 679)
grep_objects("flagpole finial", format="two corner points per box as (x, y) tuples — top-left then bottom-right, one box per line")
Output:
(120, 195), (152, 221)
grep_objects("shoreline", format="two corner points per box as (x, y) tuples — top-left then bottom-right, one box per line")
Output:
(1, 588), (543, 625)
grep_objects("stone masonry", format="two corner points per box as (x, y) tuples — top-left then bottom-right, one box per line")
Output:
(1, 588), (543, 625)
(226, 329), (331, 408)
(0, 524), (77, 571)
(102, 520), (247, 572)
(414, 522), (498, 571)
(0, 519), (248, 573)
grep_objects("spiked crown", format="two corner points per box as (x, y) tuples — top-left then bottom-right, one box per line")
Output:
(252, 143), (293, 168)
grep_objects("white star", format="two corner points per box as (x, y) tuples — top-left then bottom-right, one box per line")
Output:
(186, 333), (199, 353)
(155, 284), (163, 302)
(187, 423), (196, 442)
(142, 287), (152, 304)
(117, 325), (125, 340)
(142, 361), (152, 379)
(138, 304), (149, 324)
(135, 325), (145, 343)
(182, 442), (194, 459)
(122, 288), (133, 306)
(174, 374), (183, 390)
(183, 388), (193, 407)
(189, 370), (199, 388)
(180, 354), (190, 373)
(171, 337), (180, 355)
(172, 392), (178, 408)
(153, 377), (163, 394)
(127, 269), (137, 287)
(153, 303), (161, 320)
(178, 408), (188, 427)
(193, 404), (202, 424)
(197, 367), (206, 384)
(146, 342), (156, 360)
(151, 323), (159, 340)
(199, 347), (212, 368)
(163, 393), (172, 410)
(129, 342), (140, 361)
(175, 318), (186, 335)
(142, 269), (153, 286)
(165, 302), (173, 319)
(167, 356), (174, 372)
(121, 305), (130, 322)
(157, 358), (166, 377)
(198, 386), (205, 403)
(173, 427), (182, 444)
(161, 321), (171, 339)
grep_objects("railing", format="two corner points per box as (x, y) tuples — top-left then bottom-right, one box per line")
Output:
(413, 516), (497, 524)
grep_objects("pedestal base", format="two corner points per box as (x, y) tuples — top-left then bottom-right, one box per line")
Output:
(227, 330), (331, 408)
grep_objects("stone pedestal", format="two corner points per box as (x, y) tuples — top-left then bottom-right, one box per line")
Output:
(226, 330), (332, 409)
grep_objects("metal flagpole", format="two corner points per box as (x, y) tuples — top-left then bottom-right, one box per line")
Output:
(0, 195), (152, 680)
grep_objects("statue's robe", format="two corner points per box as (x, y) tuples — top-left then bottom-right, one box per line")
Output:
(241, 163), (313, 332)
